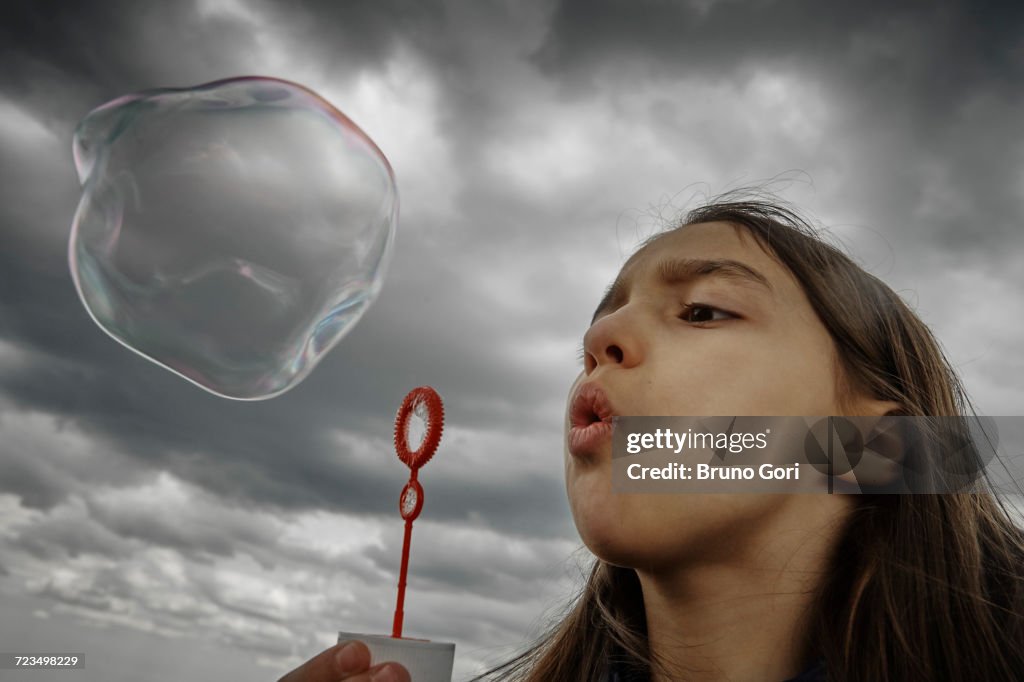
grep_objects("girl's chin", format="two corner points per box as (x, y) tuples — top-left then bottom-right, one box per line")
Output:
(578, 536), (680, 572)
(571, 508), (662, 567)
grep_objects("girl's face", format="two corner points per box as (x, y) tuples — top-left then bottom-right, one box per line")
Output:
(565, 222), (858, 568)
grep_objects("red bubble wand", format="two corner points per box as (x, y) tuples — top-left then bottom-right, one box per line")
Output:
(391, 386), (444, 638)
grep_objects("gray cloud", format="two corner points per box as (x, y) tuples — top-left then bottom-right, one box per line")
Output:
(534, 0), (1024, 253)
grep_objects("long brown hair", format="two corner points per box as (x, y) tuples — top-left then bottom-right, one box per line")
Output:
(475, 196), (1024, 681)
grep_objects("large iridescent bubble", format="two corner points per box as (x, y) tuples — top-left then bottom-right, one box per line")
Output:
(69, 77), (398, 400)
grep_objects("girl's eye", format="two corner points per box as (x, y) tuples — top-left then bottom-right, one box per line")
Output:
(679, 303), (734, 323)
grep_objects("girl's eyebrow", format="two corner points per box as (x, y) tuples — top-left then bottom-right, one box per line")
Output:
(590, 257), (773, 323)
(658, 257), (773, 290)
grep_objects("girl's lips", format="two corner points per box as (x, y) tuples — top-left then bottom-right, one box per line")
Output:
(568, 382), (616, 458)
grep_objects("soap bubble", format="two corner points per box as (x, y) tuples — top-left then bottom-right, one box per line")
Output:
(69, 77), (397, 400)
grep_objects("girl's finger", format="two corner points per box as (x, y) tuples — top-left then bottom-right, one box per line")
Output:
(277, 640), (371, 682)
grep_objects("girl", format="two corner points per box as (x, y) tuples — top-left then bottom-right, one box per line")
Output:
(281, 197), (1024, 682)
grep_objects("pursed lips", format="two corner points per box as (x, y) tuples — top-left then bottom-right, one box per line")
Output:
(568, 382), (616, 457)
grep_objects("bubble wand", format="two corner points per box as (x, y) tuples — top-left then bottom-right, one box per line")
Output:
(391, 386), (444, 638)
(335, 387), (455, 680)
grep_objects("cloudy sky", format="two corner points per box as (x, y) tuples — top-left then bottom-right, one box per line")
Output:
(1, 1), (1023, 680)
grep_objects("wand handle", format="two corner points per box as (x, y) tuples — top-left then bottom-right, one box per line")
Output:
(392, 516), (414, 638)
(392, 473), (423, 638)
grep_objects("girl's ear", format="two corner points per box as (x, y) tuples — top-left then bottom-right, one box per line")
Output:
(833, 398), (905, 490)
(845, 394), (903, 418)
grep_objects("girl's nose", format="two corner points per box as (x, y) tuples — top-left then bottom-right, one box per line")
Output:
(582, 308), (643, 374)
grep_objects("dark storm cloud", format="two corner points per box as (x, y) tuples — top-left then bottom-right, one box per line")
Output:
(9, 512), (134, 562)
(254, 0), (448, 61)
(536, 0), (1024, 107)
(0, 337), (570, 540)
(0, 0), (447, 117)
(0, 1), (259, 130)
(252, 1), (574, 245)
(534, 0), (1024, 253)
(0, 276), (569, 551)
(366, 524), (579, 602)
(0, 287), (571, 537)
(0, 0), (573, 539)
(0, 445), (69, 510)
(0, 105), (566, 531)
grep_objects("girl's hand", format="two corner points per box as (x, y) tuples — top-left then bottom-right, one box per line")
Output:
(278, 640), (411, 682)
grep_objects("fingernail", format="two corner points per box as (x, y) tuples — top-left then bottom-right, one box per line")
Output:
(370, 663), (400, 682)
(335, 642), (360, 672)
